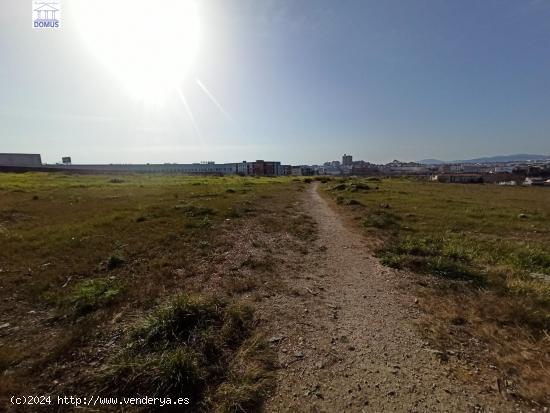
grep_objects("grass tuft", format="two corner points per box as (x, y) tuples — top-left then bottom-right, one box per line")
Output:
(107, 253), (125, 270)
(364, 210), (401, 229)
(70, 278), (122, 316)
(106, 293), (271, 411)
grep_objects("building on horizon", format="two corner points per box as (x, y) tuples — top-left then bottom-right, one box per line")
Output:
(342, 154), (353, 166)
(0, 154), (297, 176)
(0, 153), (42, 167)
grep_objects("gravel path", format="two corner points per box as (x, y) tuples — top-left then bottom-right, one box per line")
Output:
(263, 183), (523, 412)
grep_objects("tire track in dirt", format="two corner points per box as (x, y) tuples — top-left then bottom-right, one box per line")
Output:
(262, 183), (523, 412)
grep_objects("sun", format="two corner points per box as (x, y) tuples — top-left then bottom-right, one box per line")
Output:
(72, 0), (201, 104)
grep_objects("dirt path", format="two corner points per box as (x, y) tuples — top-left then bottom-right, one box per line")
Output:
(262, 183), (523, 412)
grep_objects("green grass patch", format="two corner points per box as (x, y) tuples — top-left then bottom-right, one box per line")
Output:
(323, 177), (550, 295)
(378, 236), (479, 281)
(70, 278), (123, 316)
(106, 293), (273, 411)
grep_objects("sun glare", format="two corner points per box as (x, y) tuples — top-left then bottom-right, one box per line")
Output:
(72, 0), (201, 104)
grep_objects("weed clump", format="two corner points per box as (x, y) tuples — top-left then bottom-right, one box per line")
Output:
(107, 253), (125, 270)
(107, 294), (273, 411)
(70, 278), (122, 316)
(198, 240), (210, 249)
(200, 216), (213, 228)
(512, 247), (550, 275)
(331, 183), (347, 191)
(363, 210), (401, 229)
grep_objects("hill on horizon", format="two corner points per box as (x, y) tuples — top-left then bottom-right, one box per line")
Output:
(418, 154), (550, 165)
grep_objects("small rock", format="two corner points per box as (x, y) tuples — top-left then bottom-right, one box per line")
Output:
(518, 213), (528, 219)
(268, 335), (285, 343)
(0, 322), (9, 329)
(294, 351), (304, 358)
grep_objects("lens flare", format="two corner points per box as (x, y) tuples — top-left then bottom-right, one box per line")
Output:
(72, 0), (201, 104)
(196, 78), (234, 123)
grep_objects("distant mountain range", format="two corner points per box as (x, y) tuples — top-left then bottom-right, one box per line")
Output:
(418, 154), (550, 165)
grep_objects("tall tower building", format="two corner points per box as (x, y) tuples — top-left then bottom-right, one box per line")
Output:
(342, 154), (353, 166)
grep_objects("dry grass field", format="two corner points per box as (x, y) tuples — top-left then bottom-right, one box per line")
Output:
(0, 173), (314, 412)
(320, 177), (550, 406)
(2, 172), (549, 411)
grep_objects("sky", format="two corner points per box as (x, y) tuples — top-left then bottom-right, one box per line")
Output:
(1, 0), (550, 165)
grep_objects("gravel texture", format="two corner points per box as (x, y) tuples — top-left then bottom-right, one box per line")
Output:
(262, 183), (527, 413)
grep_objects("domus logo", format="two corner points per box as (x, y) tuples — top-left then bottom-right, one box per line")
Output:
(32, 1), (61, 29)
